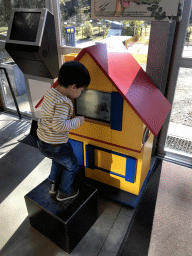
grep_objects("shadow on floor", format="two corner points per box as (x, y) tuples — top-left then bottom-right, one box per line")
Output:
(0, 143), (45, 203)
(0, 119), (30, 147)
(118, 158), (163, 256)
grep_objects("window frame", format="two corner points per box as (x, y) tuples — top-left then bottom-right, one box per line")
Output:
(156, 0), (192, 165)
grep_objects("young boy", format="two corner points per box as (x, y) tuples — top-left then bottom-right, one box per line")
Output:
(37, 61), (90, 201)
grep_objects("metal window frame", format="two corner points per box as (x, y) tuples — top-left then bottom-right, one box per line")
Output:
(47, 0), (82, 63)
(157, 0), (192, 164)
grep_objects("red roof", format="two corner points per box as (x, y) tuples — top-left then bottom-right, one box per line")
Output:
(75, 43), (171, 137)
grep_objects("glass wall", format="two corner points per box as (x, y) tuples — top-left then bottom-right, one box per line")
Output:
(182, 10), (192, 58)
(59, 0), (151, 70)
(165, 67), (192, 156)
(159, 0), (192, 164)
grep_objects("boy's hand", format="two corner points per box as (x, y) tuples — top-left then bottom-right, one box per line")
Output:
(78, 116), (84, 125)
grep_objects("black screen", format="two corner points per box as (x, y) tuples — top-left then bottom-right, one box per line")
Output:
(10, 12), (41, 42)
(75, 90), (111, 123)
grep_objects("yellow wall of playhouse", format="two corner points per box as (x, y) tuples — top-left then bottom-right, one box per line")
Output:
(111, 87), (143, 151)
(80, 54), (113, 92)
(64, 53), (78, 62)
(69, 131), (154, 196)
(139, 133), (154, 192)
(73, 53), (144, 152)
(95, 149), (127, 176)
(84, 133), (153, 196)
(65, 53), (154, 196)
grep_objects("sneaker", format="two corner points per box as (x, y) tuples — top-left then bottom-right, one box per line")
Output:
(49, 182), (59, 194)
(56, 188), (79, 201)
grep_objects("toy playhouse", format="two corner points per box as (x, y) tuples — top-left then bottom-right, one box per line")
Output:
(61, 43), (171, 197)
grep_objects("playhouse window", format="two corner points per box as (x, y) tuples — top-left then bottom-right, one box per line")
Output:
(75, 89), (111, 124)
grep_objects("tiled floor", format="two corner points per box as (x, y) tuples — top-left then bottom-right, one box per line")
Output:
(148, 161), (192, 256)
(1, 111), (191, 255)
(0, 112), (137, 256)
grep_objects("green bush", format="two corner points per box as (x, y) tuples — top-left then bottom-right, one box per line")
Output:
(83, 21), (93, 38)
(76, 27), (80, 36)
(103, 25), (110, 38)
(122, 20), (142, 40)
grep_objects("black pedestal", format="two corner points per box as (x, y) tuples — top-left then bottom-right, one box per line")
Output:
(24, 179), (98, 254)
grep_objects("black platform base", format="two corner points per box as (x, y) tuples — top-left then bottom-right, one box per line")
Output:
(24, 179), (98, 254)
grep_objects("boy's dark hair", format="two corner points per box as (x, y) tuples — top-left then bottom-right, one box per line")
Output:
(58, 61), (90, 88)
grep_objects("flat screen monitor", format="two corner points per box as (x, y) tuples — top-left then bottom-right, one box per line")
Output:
(5, 8), (59, 78)
(75, 89), (111, 124)
(10, 12), (41, 42)
(6, 8), (47, 46)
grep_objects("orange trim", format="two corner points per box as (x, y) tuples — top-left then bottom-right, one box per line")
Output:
(69, 132), (152, 154)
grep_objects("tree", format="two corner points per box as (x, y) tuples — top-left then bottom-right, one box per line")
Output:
(74, 0), (91, 24)
(0, 0), (45, 27)
(60, 0), (69, 23)
(0, 5), (7, 27)
(83, 21), (92, 38)
(13, 0), (45, 8)
(122, 20), (142, 40)
(2, 0), (12, 25)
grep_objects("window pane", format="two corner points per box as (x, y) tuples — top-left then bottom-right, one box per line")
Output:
(59, 0), (150, 68)
(0, 53), (31, 115)
(182, 11), (192, 58)
(165, 68), (192, 156)
(0, 0), (45, 39)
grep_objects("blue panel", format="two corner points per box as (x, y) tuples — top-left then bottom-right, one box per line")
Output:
(125, 157), (136, 183)
(68, 139), (84, 166)
(86, 145), (95, 169)
(111, 92), (123, 131)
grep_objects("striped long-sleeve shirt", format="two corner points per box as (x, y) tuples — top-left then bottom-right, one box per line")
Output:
(37, 88), (81, 144)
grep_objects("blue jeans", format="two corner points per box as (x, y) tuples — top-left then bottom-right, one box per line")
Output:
(37, 138), (79, 194)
